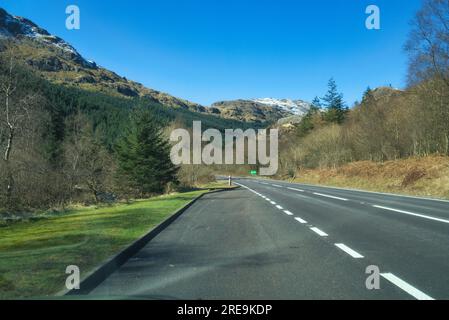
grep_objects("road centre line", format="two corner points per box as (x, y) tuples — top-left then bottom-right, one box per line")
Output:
(334, 243), (364, 259)
(313, 193), (349, 201)
(380, 273), (434, 300)
(310, 227), (328, 237)
(287, 187), (305, 192)
(373, 205), (449, 225)
(294, 217), (307, 224)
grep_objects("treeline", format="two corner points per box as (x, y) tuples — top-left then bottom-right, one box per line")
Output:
(0, 56), (172, 211)
(279, 0), (449, 177)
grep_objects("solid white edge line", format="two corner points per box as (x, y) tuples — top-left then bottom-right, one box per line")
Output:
(380, 273), (434, 300)
(266, 179), (449, 203)
(294, 217), (307, 223)
(313, 192), (348, 201)
(373, 205), (449, 224)
(242, 178), (449, 203)
(334, 243), (364, 259)
(310, 227), (328, 237)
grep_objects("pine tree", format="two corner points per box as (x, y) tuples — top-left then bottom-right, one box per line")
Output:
(311, 96), (321, 112)
(115, 107), (178, 196)
(322, 78), (347, 124)
(362, 86), (375, 105)
(296, 97), (322, 137)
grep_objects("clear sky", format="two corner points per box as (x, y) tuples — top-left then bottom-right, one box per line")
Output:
(2, 0), (423, 106)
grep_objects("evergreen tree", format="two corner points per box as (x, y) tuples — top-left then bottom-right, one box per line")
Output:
(115, 107), (178, 196)
(310, 96), (321, 112)
(296, 97), (322, 137)
(362, 86), (375, 105)
(322, 78), (347, 124)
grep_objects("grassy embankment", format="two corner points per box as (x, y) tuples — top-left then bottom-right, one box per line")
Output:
(292, 155), (449, 199)
(0, 187), (224, 299)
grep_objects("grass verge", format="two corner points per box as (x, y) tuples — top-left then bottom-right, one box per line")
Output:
(0, 190), (208, 299)
(197, 180), (235, 189)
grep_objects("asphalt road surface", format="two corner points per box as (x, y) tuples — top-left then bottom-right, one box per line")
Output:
(89, 178), (449, 300)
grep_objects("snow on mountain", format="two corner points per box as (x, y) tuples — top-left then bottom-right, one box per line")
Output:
(251, 98), (311, 116)
(0, 8), (96, 68)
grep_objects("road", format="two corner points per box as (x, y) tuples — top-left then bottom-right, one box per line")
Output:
(89, 178), (449, 300)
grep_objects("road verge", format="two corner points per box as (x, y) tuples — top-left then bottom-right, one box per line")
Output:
(61, 187), (238, 296)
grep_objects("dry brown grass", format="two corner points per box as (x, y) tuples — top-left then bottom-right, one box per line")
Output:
(293, 155), (449, 199)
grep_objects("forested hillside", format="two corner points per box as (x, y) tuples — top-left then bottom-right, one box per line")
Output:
(277, 0), (449, 197)
(0, 53), (259, 212)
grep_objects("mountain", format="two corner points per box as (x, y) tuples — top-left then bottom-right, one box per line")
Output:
(0, 7), (308, 125)
(211, 98), (311, 123)
(0, 8), (208, 113)
(252, 98), (311, 116)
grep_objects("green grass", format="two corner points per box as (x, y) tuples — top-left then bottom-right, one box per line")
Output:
(0, 190), (207, 299)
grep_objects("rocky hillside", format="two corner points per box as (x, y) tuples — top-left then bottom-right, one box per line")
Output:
(212, 98), (311, 123)
(0, 7), (313, 124)
(0, 8), (207, 112)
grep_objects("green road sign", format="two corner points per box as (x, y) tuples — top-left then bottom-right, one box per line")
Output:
(250, 170), (257, 176)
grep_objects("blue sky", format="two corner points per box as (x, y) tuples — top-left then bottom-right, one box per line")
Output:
(2, 0), (422, 106)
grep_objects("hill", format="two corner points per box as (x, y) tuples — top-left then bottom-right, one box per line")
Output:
(211, 98), (311, 123)
(0, 8), (208, 113)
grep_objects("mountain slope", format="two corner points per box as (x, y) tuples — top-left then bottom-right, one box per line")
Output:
(211, 98), (311, 123)
(0, 7), (308, 125)
(252, 98), (311, 116)
(0, 7), (207, 113)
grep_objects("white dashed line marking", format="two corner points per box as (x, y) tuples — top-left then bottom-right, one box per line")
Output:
(380, 273), (434, 300)
(272, 184), (283, 188)
(294, 217), (307, 224)
(373, 205), (449, 225)
(287, 187), (305, 192)
(310, 227), (328, 237)
(228, 181), (437, 301)
(334, 243), (364, 259)
(313, 193), (348, 201)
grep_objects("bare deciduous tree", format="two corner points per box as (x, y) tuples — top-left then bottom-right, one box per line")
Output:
(405, 0), (449, 87)
(1, 53), (41, 207)
(63, 109), (115, 203)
